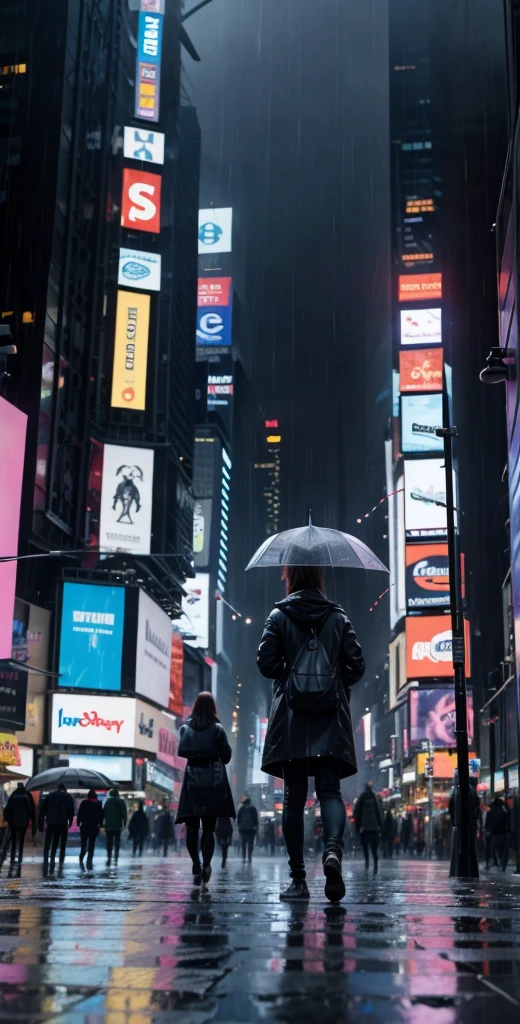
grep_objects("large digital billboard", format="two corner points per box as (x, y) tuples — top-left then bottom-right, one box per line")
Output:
(196, 279), (233, 347)
(399, 348), (443, 393)
(400, 308), (441, 346)
(58, 583), (125, 691)
(0, 398), (27, 660)
(67, 754), (133, 782)
(398, 273), (442, 302)
(406, 544), (450, 610)
(51, 693), (137, 748)
(182, 574), (210, 648)
(135, 589), (172, 707)
(99, 444), (154, 554)
(401, 394), (443, 453)
(193, 498), (212, 569)
(404, 459), (447, 538)
(111, 290), (150, 410)
(121, 168), (161, 233)
(198, 208), (233, 254)
(409, 687), (474, 748)
(169, 630), (184, 716)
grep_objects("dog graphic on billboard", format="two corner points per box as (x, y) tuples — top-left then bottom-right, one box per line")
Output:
(112, 465), (143, 524)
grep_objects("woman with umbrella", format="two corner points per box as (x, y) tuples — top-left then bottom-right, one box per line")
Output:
(251, 517), (386, 903)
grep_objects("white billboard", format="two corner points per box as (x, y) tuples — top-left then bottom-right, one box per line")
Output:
(198, 208), (233, 254)
(51, 693), (137, 748)
(400, 308), (442, 346)
(182, 573), (210, 649)
(123, 126), (164, 165)
(118, 248), (161, 291)
(99, 445), (154, 555)
(67, 753), (133, 781)
(134, 697), (161, 753)
(135, 590), (172, 707)
(404, 459), (447, 538)
(401, 394), (443, 453)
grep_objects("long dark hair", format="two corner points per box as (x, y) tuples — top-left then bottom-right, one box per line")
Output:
(282, 565), (324, 595)
(190, 691), (219, 728)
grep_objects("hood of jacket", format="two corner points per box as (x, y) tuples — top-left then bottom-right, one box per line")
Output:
(185, 715), (220, 732)
(275, 589), (342, 628)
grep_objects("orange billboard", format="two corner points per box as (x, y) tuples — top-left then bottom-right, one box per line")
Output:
(406, 615), (471, 680)
(399, 273), (442, 302)
(399, 348), (443, 393)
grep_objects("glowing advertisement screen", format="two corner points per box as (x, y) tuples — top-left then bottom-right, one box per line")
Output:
(58, 583), (125, 691)
(401, 394), (443, 453)
(404, 459), (447, 538)
(409, 687), (474, 748)
(400, 308), (441, 346)
(0, 399), (27, 660)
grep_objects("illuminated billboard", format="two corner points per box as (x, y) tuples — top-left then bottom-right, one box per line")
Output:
(58, 583), (125, 691)
(401, 394), (443, 453)
(182, 574), (210, 649)
(99, 444), (154, 554)
(409, 687), (474, 748)
(118, 248), (161, 291)
(198, 208), (233, 254)
(400, 308), (441, 346)
(193, 499), (212, 569)
(111, 291), (150, 410)
(207, 374), (234, 407)
(389, 632), (406, 709)
(121, 168), (161, 233)
(169, 631), (184, 716)
(406, 544), (450, 610)
(398, 273), (442, 302)
(399, 348), (443, 393)
(123, 126), (164, 164)
(404, 459), (447, 538)
(196, 278), (233, 347)
(0, 398), (27, 660)
(406, 616), (471, 680)
(135, 0), (164, 122)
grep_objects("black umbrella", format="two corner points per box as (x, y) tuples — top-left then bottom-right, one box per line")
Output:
(26, 767), (114, 792)
(246, 515), (389, 572)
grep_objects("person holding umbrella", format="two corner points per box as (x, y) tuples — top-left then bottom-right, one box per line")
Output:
(257, 563), (365, 902)
(77, 790), (104, 871)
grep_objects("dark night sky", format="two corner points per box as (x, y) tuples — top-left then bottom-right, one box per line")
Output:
(187, 0), (393, 680)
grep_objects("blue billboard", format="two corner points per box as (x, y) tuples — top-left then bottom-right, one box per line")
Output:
(196, 306), (232, 346)
(58, 583), (125, 691)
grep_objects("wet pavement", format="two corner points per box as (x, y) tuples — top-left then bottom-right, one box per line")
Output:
(0, 853), (519, 1022)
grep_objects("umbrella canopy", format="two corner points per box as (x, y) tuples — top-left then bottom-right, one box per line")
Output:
(246, 517), (389, 572)
(26, 766), (114, 792)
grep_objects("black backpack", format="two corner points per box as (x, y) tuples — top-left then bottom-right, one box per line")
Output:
(286, 609), (340, 713)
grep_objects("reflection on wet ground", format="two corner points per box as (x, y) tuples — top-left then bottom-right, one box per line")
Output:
(0, 855), (519, 1021)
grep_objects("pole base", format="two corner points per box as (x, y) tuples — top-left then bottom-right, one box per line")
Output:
(449, 825), (480, 879)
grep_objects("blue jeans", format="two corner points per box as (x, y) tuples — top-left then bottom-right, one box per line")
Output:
(282, 758), (346, 880)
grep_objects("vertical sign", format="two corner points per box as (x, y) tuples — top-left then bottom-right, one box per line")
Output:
(0, 399), (27, 660)
(111, 291), (151, 410)
(135, 0), (164, 123)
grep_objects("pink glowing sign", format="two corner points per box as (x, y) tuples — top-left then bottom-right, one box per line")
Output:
(0, 398), (27, 660)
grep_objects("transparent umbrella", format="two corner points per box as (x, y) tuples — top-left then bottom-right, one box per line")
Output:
(245, 515), (389, 572)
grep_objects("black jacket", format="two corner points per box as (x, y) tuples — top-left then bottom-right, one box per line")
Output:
(485, 800), (510, 836)
(128, 808), (150, 840)
(176, 719), (236, 822)
(354, 788), (384, 834)
(4, 788), (35, 831)
(156, 811), (174, 841)
(237, 800), (258, 832)
(257, 590), (365, 778)
(77, 797), (104, 836)
(215, 817), (233, 841)
(39, 789), (75, 830)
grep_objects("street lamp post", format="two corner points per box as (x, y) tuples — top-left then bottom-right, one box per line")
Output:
(436, 390), (479, 879)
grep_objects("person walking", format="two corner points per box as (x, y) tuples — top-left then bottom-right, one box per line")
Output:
(77, 790), (104, 871)
(128, 801), (150, 857)
(3, 782), (36, 877)
(103, 788), (127, 866)
(176, 692), (235, 887)
(39, 783), (75, 876)
(382, 809), (397, 858)
(400, 812), (412, 856)
(354, 783), (383, 874)
(216, 816), (233, 867)
(156, 807), (174, 857)
(257, 564), (365, 902)
(485, 794), (511, 871)
(237, 794), (259, 863)
(265, 817), (276, 856)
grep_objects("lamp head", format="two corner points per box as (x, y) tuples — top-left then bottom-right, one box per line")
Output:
(479, 347), (510, 384)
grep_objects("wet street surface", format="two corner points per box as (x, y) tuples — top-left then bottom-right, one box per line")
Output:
(0, 854), (519, 1022)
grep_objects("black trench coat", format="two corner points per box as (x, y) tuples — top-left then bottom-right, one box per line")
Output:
(176, 719), (236, 822)
(257, 590), (365, 779)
